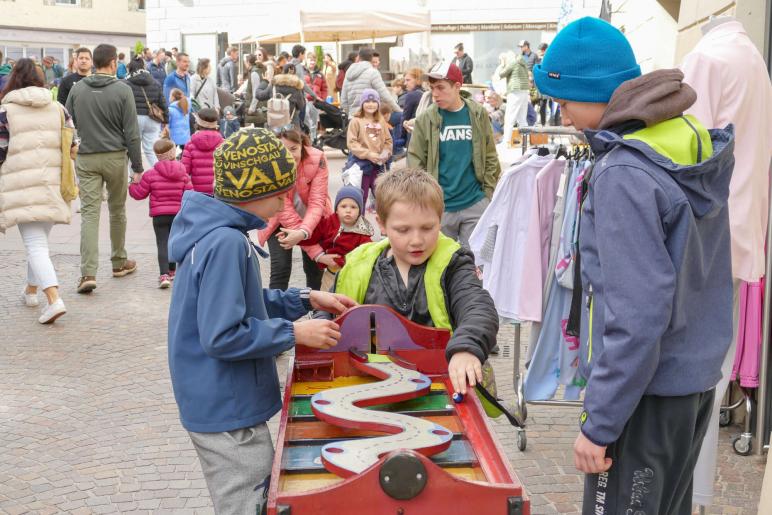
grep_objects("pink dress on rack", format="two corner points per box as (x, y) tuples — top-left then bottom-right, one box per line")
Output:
(732, 278), (765, 387)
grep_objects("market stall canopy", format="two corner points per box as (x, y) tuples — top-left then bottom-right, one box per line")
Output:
(244, 0), (430, 44)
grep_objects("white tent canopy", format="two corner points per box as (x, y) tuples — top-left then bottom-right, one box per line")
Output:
(245, 0), (430, 44)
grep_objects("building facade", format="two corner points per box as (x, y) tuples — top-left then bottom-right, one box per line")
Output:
(0, 0), (146, 66)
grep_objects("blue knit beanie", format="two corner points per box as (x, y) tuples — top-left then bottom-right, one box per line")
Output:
(534, 17), (641, 103)
(335, 185), (364, 215)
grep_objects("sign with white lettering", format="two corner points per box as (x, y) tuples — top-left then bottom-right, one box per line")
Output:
(431, 22), (558, 33)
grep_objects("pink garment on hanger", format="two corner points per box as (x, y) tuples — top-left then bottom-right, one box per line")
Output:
(681, 20), (772, 283)
(517, 159), (566, 322)
(731, 278), (765, 387)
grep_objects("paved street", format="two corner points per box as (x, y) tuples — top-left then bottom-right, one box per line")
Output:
(0, 152), (764, 514)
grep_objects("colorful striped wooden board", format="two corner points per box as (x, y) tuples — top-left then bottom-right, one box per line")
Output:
(290, 391), (453, 418)
(285, 415), (464, 441)
(278, 466), (487, 494)
(281, 439), (477, 473)
(291, 376), (447, 396)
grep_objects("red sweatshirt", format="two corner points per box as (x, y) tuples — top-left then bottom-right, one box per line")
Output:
(301, 213), (374, 270)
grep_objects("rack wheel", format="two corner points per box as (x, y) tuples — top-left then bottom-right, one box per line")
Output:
(516, 429), (527, 452)
(718, 409), (732, 427)
(732, 435), (752, 456)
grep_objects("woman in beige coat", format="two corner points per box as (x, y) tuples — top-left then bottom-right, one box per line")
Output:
(0, 59), (75, 323)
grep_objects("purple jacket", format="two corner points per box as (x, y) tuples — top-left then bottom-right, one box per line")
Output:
(181, 130), (223, 195)
(129, 160), (193, 217)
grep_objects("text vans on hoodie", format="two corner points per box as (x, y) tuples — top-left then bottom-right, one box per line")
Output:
(181, 130), (223, 195)
(64, 73), (143, 173)
(577, 69), (735, 446)
(128, 160), (192, 217)
(166, 191), (311, 432)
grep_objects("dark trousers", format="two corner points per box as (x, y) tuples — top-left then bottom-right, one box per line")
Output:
(361, 172), (378, 207)
(267, 229), (323, 290)
(583, 389), (715, 515)
(152, 215), (176, 275)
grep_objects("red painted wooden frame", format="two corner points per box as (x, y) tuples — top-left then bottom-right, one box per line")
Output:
(267, 305), (530, 514)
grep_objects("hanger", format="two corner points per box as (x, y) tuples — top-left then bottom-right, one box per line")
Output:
(701, 15), (736, 35)
(537, 146), (551, 157)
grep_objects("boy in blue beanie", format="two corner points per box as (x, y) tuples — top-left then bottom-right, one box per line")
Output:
(166, 128), (356, 513)
(535, 17), (735, 514)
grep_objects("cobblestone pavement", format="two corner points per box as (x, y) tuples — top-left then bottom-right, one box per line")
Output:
(0, 154), (764, 514)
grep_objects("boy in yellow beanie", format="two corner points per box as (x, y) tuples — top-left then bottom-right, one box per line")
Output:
(166, 128), (356, 513)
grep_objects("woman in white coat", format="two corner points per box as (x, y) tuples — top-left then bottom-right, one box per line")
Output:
(190, 58), (220, 113)
(0, 58), (74, 323)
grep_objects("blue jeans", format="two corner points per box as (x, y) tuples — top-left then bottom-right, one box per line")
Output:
(137, 115), (161, 167)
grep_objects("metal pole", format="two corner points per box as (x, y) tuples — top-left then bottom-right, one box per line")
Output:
(756, 168), (772, 455)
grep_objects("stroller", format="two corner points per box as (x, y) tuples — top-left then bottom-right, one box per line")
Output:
(312, 99), (349, 155)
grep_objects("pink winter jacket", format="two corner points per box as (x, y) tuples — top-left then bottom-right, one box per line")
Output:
(258, 146), (332, 259)
(181, 130), (224, 195)
(129, 160), (193, 217)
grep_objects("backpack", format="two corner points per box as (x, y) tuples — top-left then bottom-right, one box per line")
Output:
(266, 86), (292, 129)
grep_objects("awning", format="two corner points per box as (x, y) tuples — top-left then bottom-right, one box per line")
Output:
(244, 1), (430, 44)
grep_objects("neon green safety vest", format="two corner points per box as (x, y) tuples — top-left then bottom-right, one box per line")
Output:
(335, 233), (461, 332)
(337, 233), (504, 419)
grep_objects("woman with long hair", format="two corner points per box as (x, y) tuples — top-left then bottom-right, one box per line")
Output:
(256, 46), (274, 83)
(190, 57), (220, 112)
(400, 67), (425, 145)
(257, 128), (331, 290)
(168, 88), (191, 150)
(0, 58), (75, 323)
(242, 53), (268, 127)
(124, 56), (167, 165)
(323, 53), (337, 102)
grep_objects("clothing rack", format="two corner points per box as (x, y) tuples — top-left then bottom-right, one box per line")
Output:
(519, 125), (586, 153)
(512, 126), (772, 460)
(755, 177), (772, 456)
(507, 126), (588, 452)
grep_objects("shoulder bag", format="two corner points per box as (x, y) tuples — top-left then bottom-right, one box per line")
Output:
(140, 86), (165, 123)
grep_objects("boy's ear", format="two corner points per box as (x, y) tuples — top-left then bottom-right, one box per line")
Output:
(375, 214), (387, 234)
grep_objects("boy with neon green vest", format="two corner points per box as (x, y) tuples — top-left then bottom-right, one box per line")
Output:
(534, 17), (735, 514)
(334, 168), (498, 396)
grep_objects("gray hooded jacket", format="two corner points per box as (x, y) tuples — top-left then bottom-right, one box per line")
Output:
(340, 61), (401, 115)
(578, 70), (735, 446)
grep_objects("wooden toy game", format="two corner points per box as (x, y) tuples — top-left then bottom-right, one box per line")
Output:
(266, 305), (530, 514)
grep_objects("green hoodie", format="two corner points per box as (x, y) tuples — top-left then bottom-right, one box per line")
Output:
(0, 64), (11, 76)
(407, 96), (501, 198)
(65, 73), (143, 173)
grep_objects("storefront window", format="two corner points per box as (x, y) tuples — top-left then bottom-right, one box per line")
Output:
(4, 47), (24, 64)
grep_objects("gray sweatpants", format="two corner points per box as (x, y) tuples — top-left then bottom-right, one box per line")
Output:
(442, 196), (490, 250)
(189, 423), (273, 515)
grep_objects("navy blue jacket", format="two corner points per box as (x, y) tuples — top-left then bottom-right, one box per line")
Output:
(167, 192), (311, 432)
(578, 123), (735, 446)
(163, 71), (190, 103)
(148, 61), (167, 86)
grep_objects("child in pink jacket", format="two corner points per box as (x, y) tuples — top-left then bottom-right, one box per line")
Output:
(181, 108), (224, 194)
(129, 138), (193, 288)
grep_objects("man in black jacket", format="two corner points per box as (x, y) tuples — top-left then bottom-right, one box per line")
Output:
(66, 44), (143, 294)
(452, 43), (474, 84)
(57, 48), (92, 106)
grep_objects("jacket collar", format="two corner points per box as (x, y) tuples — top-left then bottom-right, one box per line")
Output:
(426, 95), (480, 126)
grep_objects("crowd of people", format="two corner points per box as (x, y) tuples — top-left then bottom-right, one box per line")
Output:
(0, 15), (770, 515)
